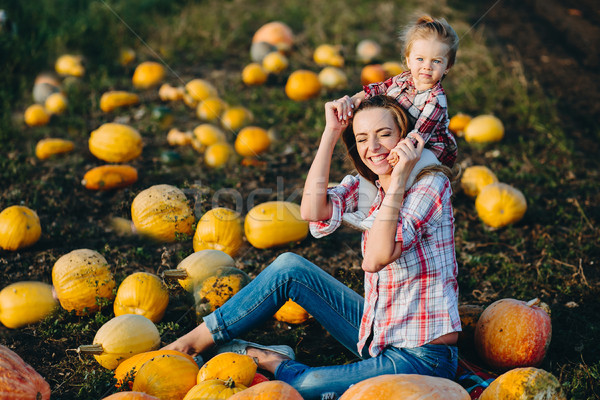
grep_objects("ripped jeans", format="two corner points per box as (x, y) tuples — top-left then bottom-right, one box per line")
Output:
(203, 252), (458, 400)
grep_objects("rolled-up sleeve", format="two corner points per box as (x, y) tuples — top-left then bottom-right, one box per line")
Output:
(309, 175), (360, 238)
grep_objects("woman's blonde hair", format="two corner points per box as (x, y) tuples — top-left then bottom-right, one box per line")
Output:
(401, 15), (459, 68)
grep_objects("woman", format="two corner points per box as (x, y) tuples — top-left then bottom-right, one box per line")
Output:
(164, 95), (461, 400)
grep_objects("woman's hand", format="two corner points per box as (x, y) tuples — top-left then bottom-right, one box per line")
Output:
(389, 134), (425, 190)
(332, 94), (363, 122)
(323, 99), (350, 139)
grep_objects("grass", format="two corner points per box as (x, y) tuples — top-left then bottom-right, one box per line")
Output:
(1, 0), (599, 399)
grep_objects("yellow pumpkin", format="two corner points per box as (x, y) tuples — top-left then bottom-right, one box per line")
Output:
(55, 54), (85, 77)
(274, 299), (309, 324)
(114, 350), (195, 389)
(0, 205), (42, 251)
(221, 107), (253, 132)
(204, 143), (232, 168)
(197, 352), (257, 387)
(360, 64), (385, 85)
(132, 61), (165, 89)
(480, 367), (565, 400)
(252, 21), (294, 52)
(44, 92), (68, 115)
(81, 164), (138, 191)
(131, 184), (195, 242)
(313, 44), (344, 67)
(242, 63), (268, 86)
(193, 124), (226, 147)
(185, 79), (218, 102)
(196, 97), (227, 122)
(234, 126), (270, 157)
(464, 115), (504, 143)
(24, 104), (50, 127)
(183, 379), (246, 400)
(285, 70), (321, 101)
(318, 67), (348, 90)
(475, 183), (527, 228)
(448, 113), (472, 136)
(460, 165), (498, 198)
(382, 61), (404, 79)
(193, 267), (251, 318)
(114, 272), (169, 323)
(339, 374), (469, 399)
(158, 83), (185, 102)
(89, 123), (143, 163)
(100, 91), (140, 113)
(132, 354), (199, 400)
(0, 281), (57, 329)
(102, 392), (160, 400)
(262, 51), (289, 74)
(193, 207), (243, 256)
(167, 128), (193, 146)
(163, 249), (236, 292)
(228, 380), (303, 400)
(0, 344), (51, 400)
(356, 39), (381, 64)
(244, 201), (308, 249)
(79, 314), (161, 370)
(51, 249), (115, 314)
(35, 138), (74, 160)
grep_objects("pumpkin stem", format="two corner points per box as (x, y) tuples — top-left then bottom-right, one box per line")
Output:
(526, 298), (541, 307)
(163, 269), (189, 279)
(224, 377), (236, 388)
(77, 344), (104, 355)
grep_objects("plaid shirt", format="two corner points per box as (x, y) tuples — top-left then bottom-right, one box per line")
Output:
(310, 174), (461, 357)
(364, 71), (458, 167)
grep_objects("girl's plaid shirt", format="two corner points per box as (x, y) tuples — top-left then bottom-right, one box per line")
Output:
(310, 173), (461, 357)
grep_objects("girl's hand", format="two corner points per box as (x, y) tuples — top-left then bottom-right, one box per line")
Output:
(332, 94), (362, 121)
(390, 134), (425, 188)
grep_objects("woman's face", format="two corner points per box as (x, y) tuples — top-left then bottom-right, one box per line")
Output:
(353, 107), (401, 177)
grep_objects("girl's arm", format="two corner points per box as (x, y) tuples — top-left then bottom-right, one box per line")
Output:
(300, 101), (349, 222)
(362, 134), (425, 272)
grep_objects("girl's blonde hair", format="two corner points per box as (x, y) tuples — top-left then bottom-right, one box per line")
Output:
(401, 15), (459, 68)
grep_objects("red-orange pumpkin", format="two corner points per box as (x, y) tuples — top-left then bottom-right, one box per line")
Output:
(228, 380), (303, 400)
(102, 392), (161, 400)
(339, 374), (469, 399)
(0, 344), (51, 400)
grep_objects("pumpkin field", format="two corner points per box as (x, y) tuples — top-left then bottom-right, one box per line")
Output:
(1, 0), (599, 399)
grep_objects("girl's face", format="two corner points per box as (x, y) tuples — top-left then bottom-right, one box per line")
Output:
(353, 108), (401, 177)
(406, 38), (450, 91)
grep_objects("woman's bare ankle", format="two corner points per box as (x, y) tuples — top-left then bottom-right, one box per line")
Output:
(246, 347), (289, 374)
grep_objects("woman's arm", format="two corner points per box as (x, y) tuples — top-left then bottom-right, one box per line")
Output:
(362, 135), (425, 272)
(300, 101), (349, 222)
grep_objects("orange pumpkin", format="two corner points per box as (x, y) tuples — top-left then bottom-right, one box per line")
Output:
(82, 165), (138, 190)
(102, 392), (160, 400)
(234, 126), (271, 157)
(132, 354), (199, 400)
(285, 70), (321, 101)
(274, 299), (310, 324)
(0, 344), (51, 400)
(183, 379), (246, 400)
(228, 380), (303, 400)
(132, 61), (165, 89)
(114, 350), (195, 389)
(360, 64), (385, 85)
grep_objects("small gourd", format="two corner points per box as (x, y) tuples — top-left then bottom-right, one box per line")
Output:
(262, 51), (289, 74)
(163, 249), (236, 292)
(24, 104), (50, 127)
(475, 182), (526, 228)
(132, 354), (199, 400)
(197, 352), (257, 387)
(132, 61), (165, 89)
(204, 143), (232, 168)
(0, 344), (51, 400)
(193, 124), (226, 148)
(318, 67), (348, 90)
(356, 39), (381, 64)
(228, 380), (303, 400)
(158, 83), (185, 102)
(33, 73), (61, 104)
(89, 123), (143, 163)
(0, 281), (58, 328)
(460, 165), (498, 198)
(274, 299), (310, 324)
(221, 106), (253, 131)
(448, 113), (472, 136)
(100, 91), (140, 113)
(118, 47), (136, 66)
(185, 79), (218, 102)
(114, 349), (195, 389)
(82, 164), (138, 191)
(183, 379), (247, 400)
(244, 201), (308, 249)
(464, 115), (504, 143)
(242, 63), (268, 86)
(167, 128), (193, 146)
(196, 97), (227, 122)
(55, 54), (85, 77)
(234, 126), (270, 157)
(35, 138), (74, 160)
(480, 367), (565, 400)
(44, 92), (68, 115)
(285, 70), (321, 101)
(0, 205), (42, 251)
(193, 207), (244, 256)
(113, 272), (169, 323)
(313, 44), (344, 67)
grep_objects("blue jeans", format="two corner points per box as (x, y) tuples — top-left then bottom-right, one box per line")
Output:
(203, 252), (458, 400)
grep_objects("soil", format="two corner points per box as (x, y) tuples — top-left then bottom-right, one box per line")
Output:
(1, 1), (599, 398)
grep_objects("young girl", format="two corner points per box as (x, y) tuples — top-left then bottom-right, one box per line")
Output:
(163, 96), (461, 400)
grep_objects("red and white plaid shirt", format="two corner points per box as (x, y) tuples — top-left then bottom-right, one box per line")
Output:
(364, 71), (458, 168)
(310, 174), (461, 357)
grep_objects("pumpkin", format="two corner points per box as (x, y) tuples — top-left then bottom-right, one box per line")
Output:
(339, 374), (469, 400)
(24, 104), (50, 127)
(285, 70), (321, 101)
(244, 201), (309, 249)
(89, 123), (143, 163)
(186, 79), (218, 102)
(251, 372), (270, 386)
(360, 64), (386, 85)
(0, 205), (42, 251)
(464, 115), (504, 143)
(55, 54), (85, 77)
(475, 182), (527, 228)
(114, 272), (169, 323)
(193, 124), (226, 148)
(274, 299), (309, 324)
(163, 249), (236, 292)
(102, 392), (160, 400)
(51, 248), (116, 314)
(262, 51), (289, 74)
(33, 73), (61, 104)
(0, 281), (57, 329)
(79, 314), (161, 370)
(131, 184), (195, 242)
(183, 379), (247, 400)
(100, 91), (140, 113)
(114, 350), (195, 389)
(193, 266), (251, 318)
(382, 61), (404, 79)
(132, 61), (165, 89)
(356, 39), (382, 64)
(234, 126), (270, 157)
(242, 63), (268, 86)
(82, 164), (138, 191)
(204, 143), (232, 168)
(221, 107), (253, 132)
(158, 83), (185, 102)
(475, 298), (552, 372)
(193, 207), (244, 256)
(118, 47), (137, 66)
(44, 92), (68, 115)
(167, 128), (193, 146)
(196, 97), (227, 122)
(480, 367), (565, 400)
(35, 138), (74, 160)
(313, 44), (344, 67)
(460, 166), (498, 198)
(448, 113), (472, 136)
(252, 21), (294, 52)
(228, 380), (303, 400)
(318, 67), (348, 90)
(0, 344), (51, 400)
(197, 352), (257, 387)
(457, 304), (485, 349)
(132, 354), (199, 400)
(250, 41), (278, 63)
